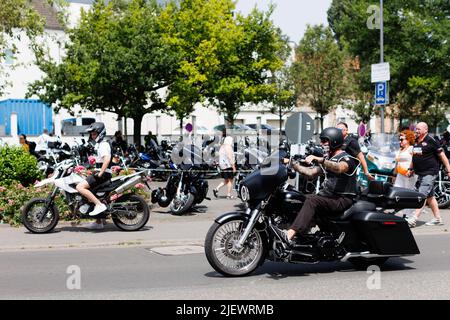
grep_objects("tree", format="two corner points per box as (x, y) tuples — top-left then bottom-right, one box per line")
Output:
(161, 0), (289, 127)
(28, 0), (178, 144)
(269, 65), (296, 130)
(0, 0), (45, 94)
(328, 0), (450, 127)
(293, 24), (346, 131)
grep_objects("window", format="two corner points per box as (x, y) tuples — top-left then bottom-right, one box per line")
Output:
(3, 49), (14, 65)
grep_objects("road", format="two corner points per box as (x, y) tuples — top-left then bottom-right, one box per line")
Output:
(1, 233), (449, 300)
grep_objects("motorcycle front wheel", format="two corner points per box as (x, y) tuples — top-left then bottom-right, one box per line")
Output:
(204, 219), (266, 277)
(111, 194), (150, 231)
(433, 183), (450, 209)
(21, 198), (59, 233)
(170, 193), (195, 215)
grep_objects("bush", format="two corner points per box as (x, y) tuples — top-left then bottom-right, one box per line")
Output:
(0, 145), (43, 187)
(0, 184), (71, 226)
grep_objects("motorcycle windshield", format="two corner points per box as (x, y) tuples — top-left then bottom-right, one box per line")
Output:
(366, 133), (399, 157)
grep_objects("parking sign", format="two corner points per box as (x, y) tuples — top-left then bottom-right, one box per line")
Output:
(375, 82), (388, 105)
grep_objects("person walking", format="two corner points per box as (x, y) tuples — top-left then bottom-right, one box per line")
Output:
(406, 122), (450, 227)
(393, 130), (417, 216)
(213, 136), (236, 199)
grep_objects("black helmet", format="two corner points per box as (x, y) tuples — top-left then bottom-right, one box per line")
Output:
(319, 127), (344, 150)
(86, 122), (106, 143)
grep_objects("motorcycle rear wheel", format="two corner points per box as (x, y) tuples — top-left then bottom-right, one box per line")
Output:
(21, 198), (59, 234)
(205, 219), (265, 277)
(433, 183), (450, 209)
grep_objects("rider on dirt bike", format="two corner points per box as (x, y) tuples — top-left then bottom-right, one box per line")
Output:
(275, 127), (359, 244)
(76, 122), (112, 220)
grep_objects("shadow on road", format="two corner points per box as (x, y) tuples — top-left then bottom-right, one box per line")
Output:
(204, 257), (416, 279)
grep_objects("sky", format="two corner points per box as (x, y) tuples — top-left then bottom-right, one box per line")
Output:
(235, 0), (333, 43)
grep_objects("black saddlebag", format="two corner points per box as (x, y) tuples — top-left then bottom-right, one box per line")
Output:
(351, 211), (420, 255)
(366, 181), (426, 209)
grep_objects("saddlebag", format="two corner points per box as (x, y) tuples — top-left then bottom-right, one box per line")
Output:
(351, 211), (420, 255)
(366, 181), (426, 209)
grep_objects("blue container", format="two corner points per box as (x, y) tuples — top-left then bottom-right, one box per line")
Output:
(0, 99), (53, 136)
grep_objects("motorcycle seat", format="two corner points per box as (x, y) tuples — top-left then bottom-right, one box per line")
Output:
(92, 179), (122, 193)
(335, 200), (377, 221)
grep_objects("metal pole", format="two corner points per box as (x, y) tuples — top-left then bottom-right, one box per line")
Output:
(380, 0), (385, 133)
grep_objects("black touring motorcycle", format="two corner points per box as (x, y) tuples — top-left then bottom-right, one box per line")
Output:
(204, 151), (425, 277)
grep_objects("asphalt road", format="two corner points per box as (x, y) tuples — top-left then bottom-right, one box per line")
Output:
(0, 233), (449, 300)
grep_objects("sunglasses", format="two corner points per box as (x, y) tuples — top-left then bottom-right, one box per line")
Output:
(399, 138), (406, 141)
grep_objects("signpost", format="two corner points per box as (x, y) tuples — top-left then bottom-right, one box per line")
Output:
(370, 0), (388, 133)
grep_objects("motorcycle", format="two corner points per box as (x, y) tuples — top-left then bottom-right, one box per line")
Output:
(358, 133), (397, 188)
(36, 139), (73, 176)
(204, 151), (425, 277)
(151, 144), (209, 215)
(22, 159), (151, 233)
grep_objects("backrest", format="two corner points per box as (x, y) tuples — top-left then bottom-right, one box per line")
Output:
(368, 180), (392, 195)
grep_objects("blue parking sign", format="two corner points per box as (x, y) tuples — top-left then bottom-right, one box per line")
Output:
(375, 82), (388, 105)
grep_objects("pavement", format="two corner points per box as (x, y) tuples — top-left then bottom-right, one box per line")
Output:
(0, 178), (448, 252)
(1, 233), (449, 299)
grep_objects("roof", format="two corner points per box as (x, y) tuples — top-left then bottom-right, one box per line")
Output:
(30, 0), (64, 31)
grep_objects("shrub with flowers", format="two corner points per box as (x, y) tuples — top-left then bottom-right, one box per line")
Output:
(0, 183), (70, 226)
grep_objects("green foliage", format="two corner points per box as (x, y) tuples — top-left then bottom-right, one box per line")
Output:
(0, 0), (45, 94)
(162, 0), (289, 126)
(29, 0), (178, 144)
(293, 25), (346, 130)
(269, 65), (297, 129)
(0, 145), (43, 187)
(328, 0), (450, 120)
(0, 184), (70, 226)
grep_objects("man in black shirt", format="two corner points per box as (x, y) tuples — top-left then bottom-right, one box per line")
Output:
(274, 127), (358, 244)
(406, 122), (450, 227)
(336, 122), (374, 181)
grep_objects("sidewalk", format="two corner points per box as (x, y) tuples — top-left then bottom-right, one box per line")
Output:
(0, 197), (448, 252)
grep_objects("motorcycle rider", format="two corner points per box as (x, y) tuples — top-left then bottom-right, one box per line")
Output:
(276, 127), (358, 244)
(76, 122), (112, 227)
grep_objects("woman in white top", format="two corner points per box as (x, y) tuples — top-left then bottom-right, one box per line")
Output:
(393, 130), (417, 215)
(213, 136), (236, 199)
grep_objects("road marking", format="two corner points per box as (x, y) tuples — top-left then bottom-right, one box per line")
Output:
(148, 245), (204, 256)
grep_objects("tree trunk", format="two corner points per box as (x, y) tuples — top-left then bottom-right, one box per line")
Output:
(132, 114), (144, 146)
(179, 118), (183, 139)
(320, 114), (324, 132)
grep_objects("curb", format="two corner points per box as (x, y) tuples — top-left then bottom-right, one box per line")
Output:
(0, 238), (205, 253)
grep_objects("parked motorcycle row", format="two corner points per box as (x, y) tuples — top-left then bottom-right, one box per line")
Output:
(24, 134), (271, 233)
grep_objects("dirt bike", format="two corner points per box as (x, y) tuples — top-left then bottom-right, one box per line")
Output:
(22, 159), (151, 233)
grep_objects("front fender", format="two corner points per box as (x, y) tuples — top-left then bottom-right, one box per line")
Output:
(215, 211), (251, 224)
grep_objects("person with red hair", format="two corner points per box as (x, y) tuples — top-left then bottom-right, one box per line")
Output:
(393, 130), (417, 216)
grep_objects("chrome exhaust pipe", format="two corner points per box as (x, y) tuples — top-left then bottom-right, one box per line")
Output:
(114, 175), (142, 194)
(340, 251), (404, 262)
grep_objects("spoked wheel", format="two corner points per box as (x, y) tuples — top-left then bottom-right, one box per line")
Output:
(170, 193), (195, 215)
(433, 183), (450, 209)
(21, 198), (59, 233)
(204, 219), (266, 277)
(111, 194), (150, 231)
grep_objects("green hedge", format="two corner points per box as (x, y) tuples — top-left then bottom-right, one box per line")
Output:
(0, 145), (43, 187)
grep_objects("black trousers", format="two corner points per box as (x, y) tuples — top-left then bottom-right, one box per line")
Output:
(290, 194), (353, 234)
